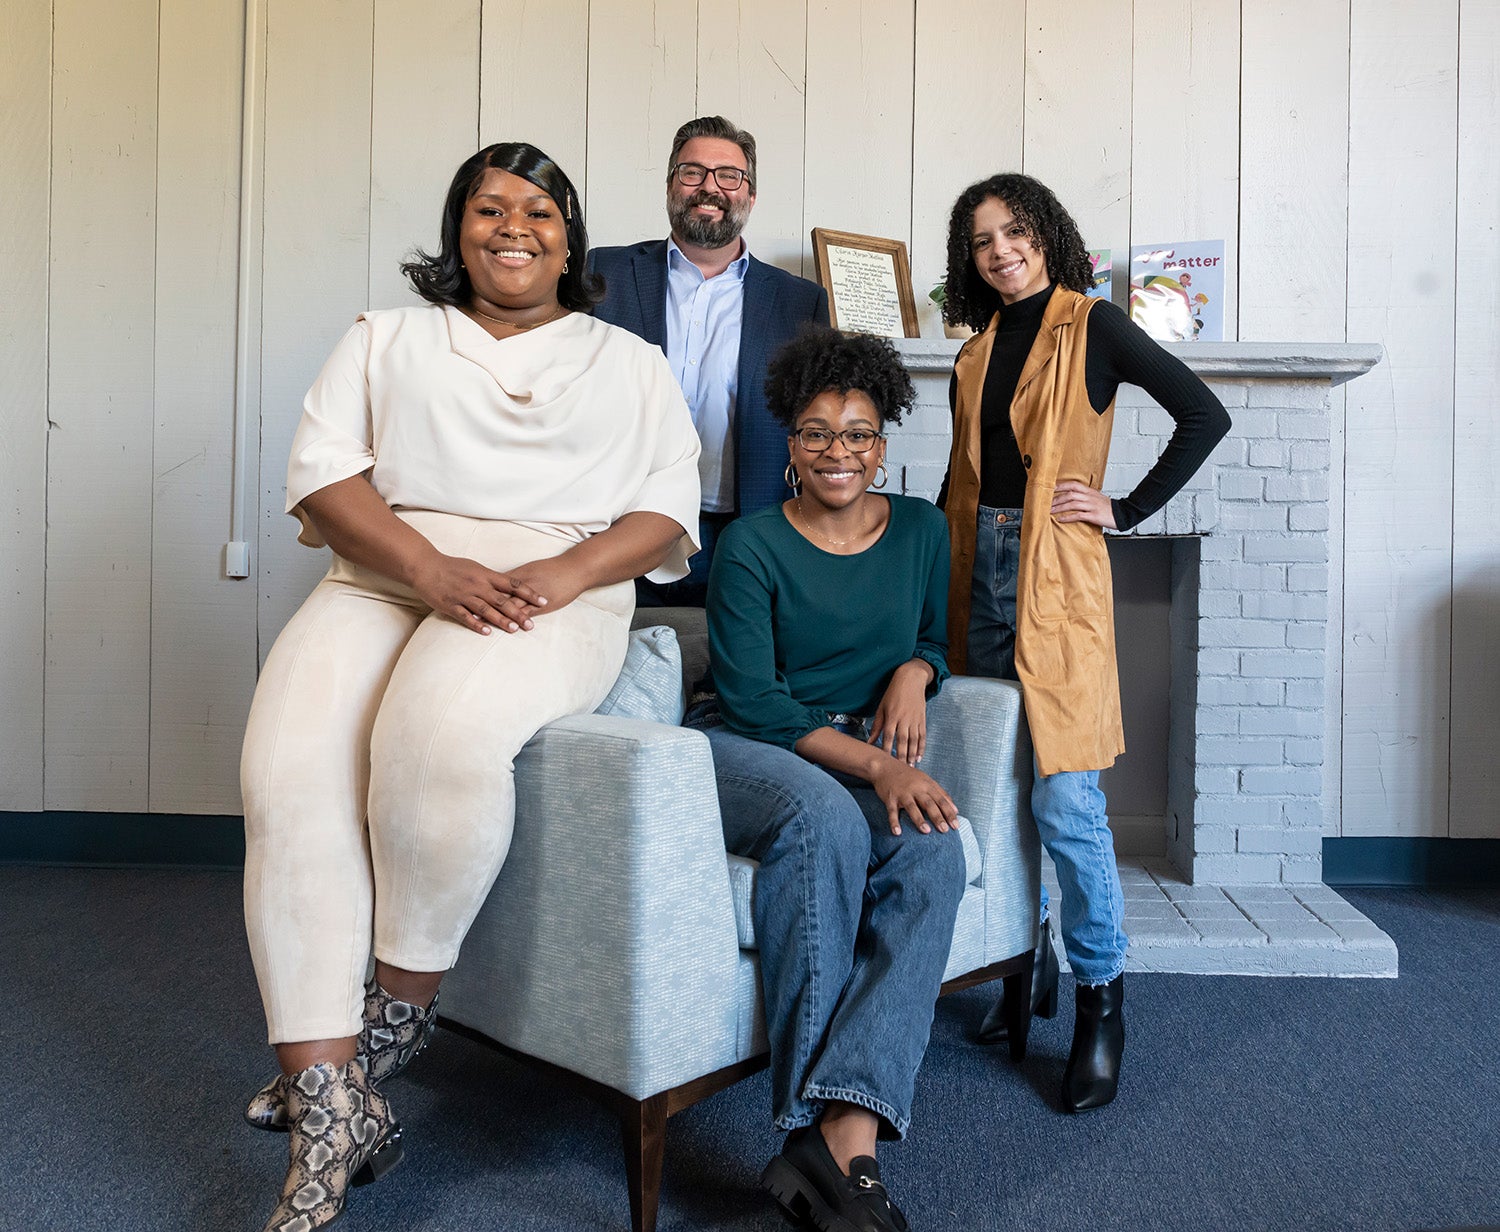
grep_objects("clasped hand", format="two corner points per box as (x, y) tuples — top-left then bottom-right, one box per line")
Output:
(410, 552), (589, 635)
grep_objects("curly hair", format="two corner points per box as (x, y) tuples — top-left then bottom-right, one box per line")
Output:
(941, 173), (1094, 331)
(764, 328), (915, 429)
(401, 142), (604, 312)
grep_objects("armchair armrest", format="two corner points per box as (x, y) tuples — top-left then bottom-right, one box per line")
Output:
(437, 713), (745, 1101)
(924, 677), (1041, 960)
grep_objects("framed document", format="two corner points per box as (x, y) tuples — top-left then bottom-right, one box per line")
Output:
(810, 228), (919, 338)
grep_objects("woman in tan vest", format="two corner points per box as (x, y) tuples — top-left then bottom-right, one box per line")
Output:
(937, 173), (1230, 1111)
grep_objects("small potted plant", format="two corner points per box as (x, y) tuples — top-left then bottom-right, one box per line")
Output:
(930, 283), (973, 340)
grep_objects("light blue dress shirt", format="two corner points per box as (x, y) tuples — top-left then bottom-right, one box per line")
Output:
(664, 238), (749, 513)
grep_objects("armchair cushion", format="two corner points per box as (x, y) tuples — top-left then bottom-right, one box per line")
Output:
(726, 855), (757, 949)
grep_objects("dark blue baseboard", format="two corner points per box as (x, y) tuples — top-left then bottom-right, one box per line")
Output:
(4, 815), (1497, 886)
(1322, 837), (1500, 887)
(0, 812), (245, 869)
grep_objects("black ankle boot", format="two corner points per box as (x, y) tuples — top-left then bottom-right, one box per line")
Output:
(976, 916), (1060, 1045)
(1062, 973), (1124, 1112)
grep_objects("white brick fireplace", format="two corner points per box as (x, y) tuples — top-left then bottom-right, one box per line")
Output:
(890, 339), (1393, 975)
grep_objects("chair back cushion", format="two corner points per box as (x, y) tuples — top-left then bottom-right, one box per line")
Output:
(629, 606), (708, 695)
(595, 625), (686, 725)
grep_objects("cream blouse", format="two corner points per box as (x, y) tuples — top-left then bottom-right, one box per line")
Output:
(285, 304), (703, 582)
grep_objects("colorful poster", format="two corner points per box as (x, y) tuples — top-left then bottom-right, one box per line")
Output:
(1128, 240), (1225, 341)
(1087, 249), (1112, 301)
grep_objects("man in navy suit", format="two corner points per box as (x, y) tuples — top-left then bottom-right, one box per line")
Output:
(590, 115), (829, 605)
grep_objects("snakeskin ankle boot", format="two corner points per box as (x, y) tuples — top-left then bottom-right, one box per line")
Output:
(245, 979), (439, 1132)
(259, 1059), (403, 1232)
(359, 978), (440, 1085)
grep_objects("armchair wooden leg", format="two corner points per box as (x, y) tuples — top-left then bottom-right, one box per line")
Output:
(620, 1092), (668, 1232)
(1002, 952), (1035, 1063)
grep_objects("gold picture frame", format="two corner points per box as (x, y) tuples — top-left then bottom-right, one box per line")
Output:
(810, 227), (919, 338)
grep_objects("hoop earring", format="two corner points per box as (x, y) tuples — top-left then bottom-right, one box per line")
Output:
(784, 461), (800, 492)
(563, 256), (570, 274)
(871, 463), (889, 490)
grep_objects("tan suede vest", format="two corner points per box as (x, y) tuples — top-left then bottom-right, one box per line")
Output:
(944, 288), (1125, 775)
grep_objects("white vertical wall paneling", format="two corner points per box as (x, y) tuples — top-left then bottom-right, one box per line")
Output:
(150, 0), (259, 813)
(370, 0), (481, 310)
(1450, 1), (1500, 839)
(1021, 0), (1132, 271)
(1129, 0), (1240, 339)
(258, 0), (376, 653)
(45, 0), (158, 810)
(696, 0), (810, 277)
(479, 0), (589, 191)
(1342, 1), (1459, 838)
(10, 2), (1500, 840)
(584, 1), (698, 248)
(1238, 1), (1349, 342)
(1239, 2), (1351, 836)
(0, 0), (52, 810)
(803, 0), (916, 272)
(911, 0), (1026, 337)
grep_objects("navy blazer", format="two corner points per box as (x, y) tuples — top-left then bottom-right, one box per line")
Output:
(588, 240), (829, 515)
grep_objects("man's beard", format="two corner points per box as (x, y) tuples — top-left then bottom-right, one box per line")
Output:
(668, 189), (750, 249)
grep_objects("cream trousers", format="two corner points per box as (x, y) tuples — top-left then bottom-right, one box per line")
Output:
(241, 512), (632, 1044)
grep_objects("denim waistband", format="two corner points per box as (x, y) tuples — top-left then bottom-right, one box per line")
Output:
(826, 714), (872, 741)
(977, 504), (1024, 527)
(684, 697), (870, 742)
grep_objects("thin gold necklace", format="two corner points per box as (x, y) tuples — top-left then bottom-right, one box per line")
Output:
(795, 496), (875, 548)
(470, 303), (567, 331)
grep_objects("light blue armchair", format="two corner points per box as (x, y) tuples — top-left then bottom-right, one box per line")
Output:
(438, 609), (1040, 1232)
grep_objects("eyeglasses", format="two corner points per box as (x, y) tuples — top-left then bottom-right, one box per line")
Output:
(791, 428), (885, 454)
(671, 162), (751, 191)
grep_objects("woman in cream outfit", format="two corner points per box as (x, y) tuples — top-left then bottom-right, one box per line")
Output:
(240, 142), (700, 1232)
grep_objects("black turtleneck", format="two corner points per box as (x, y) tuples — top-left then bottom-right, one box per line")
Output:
(943, 284), (1231, 531)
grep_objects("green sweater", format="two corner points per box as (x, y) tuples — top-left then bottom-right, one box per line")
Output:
(705, 494), (951, 750)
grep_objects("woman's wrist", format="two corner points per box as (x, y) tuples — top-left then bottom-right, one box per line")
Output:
(895, 657), (936, 687)
(795, 726), (892, 781)
(396, 537), (445, 591)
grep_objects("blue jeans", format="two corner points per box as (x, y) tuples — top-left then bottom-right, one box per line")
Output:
(686, 708), (967, 1138)
(966, 505), (1128, 986)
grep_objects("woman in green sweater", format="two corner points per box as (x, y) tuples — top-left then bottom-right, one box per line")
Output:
(687, 329), (966, 1232)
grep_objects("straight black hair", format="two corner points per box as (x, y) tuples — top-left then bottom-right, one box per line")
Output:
(402, 143), (604, 311)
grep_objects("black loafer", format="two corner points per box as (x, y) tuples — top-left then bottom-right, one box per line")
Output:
(761, 1126), (910, 1232)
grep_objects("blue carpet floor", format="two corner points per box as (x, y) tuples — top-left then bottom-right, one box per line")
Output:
(2, 867), (1497, 1231)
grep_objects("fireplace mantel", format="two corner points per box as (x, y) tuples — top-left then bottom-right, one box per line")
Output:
(894, 337), (1383, 386)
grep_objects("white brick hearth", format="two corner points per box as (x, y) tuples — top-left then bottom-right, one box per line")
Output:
(1058, 860), (1395, 977)
(892, 338), (1397, 977)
